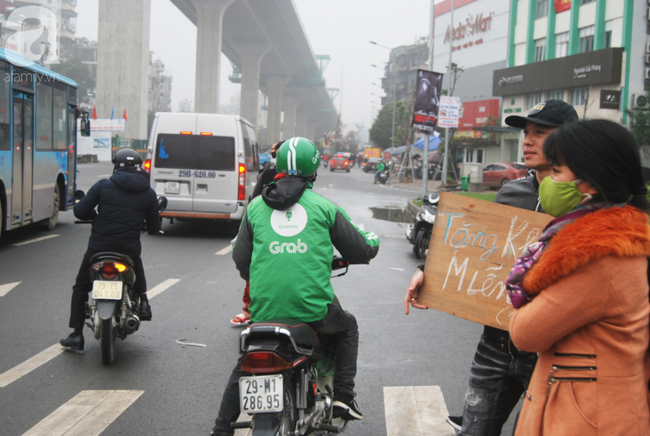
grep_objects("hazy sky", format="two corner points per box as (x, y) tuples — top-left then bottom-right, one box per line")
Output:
(75, 0), (434, 131)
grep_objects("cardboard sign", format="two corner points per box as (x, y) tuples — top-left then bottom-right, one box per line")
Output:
(420, 192), (552, 330)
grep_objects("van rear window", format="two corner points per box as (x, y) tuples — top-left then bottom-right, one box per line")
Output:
(154, 134), (236, 171)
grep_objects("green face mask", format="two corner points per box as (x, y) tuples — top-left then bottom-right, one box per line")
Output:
(539, 177), (589, 217)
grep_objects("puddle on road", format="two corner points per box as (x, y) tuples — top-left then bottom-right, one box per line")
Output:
(370, 206), (414, 223)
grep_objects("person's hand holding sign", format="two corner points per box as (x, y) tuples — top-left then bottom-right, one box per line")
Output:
(404, 268), (428, 314)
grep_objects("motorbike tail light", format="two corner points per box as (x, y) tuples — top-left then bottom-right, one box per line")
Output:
(241, 352), (292, 374)
(238, 164), (246, 201)
(143, 159), (151, 173)
(96, 261), (126, 279)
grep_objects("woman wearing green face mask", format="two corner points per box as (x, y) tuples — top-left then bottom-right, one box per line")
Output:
(506, 119), (650, 436)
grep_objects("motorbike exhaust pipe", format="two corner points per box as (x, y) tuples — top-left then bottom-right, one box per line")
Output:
(124, 315), (140, 334)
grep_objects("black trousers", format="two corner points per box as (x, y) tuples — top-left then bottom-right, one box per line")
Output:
(68, 247), (146, 329)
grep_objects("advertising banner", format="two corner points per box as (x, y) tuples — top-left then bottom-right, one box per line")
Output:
(438, 96), (461, 128)
(420, 193), (552, 330)
(411, 69), (444, 132)
(77, 130), (112, 162)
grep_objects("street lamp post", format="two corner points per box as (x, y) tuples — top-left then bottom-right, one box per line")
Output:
(370, 42), (397, 149)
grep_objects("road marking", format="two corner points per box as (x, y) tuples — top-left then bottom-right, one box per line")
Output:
(216, 245), (232, 255)
(0, 344), (64, 388)
(22, 389), (143, 436)
(96, 174), (111, 178)
(12, 235), (60, 246)
(0, 278), (180, 388)
(147, 278), (181, 299)
(0, 281), (20, 297)
(384, 386), (454, 436)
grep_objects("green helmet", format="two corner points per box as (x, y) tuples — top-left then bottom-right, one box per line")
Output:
(276, 137), (320, 176)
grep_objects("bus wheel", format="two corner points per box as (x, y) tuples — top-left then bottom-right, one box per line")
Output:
(41, 184), (60, 231)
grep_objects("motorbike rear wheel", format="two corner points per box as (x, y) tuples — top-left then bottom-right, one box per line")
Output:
(100, 317), (116, 365)
(414, 227), (430, 259)
(252, 377), (296, 436)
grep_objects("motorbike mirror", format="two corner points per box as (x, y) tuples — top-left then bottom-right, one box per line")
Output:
(74, 190), (85, 201)
(158, 196), (168, 212)
(428, 193), (440, 205)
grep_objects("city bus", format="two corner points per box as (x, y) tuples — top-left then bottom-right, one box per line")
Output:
(0, 48), (85, 239)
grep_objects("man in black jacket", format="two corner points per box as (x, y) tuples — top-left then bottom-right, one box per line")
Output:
(404, 100), (578, 435)
(60, 148), (161, 353)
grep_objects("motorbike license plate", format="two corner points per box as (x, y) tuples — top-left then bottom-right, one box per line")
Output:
(164, 181), (180, 194)
(239, 375), (283, 414)
(92, 281), (122, 300)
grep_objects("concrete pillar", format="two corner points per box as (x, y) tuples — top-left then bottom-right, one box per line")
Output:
(295, 100), (312, 138)
(306, 115), (320, 142)
(192, 0), (235, 113)
(96, 0), (150, 140)
(263, 75), (291, 144)
(239, 41), (271, 131)
(281, 90), (303, 139)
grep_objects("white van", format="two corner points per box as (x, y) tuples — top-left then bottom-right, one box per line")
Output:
(145, 113), (259, 222)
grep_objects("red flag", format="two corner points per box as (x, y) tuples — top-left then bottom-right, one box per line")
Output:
(92, 105), (97, 120)
(123, 108), (128, 121)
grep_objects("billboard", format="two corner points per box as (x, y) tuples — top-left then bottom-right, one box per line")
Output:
(457, 98), (500, 130)
(433, 0), (509, 70)
(411, 70), (444, 132)
(438, 96), (461, 128)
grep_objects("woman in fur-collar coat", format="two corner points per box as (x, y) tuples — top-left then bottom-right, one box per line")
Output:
(507, 120), (650, 436)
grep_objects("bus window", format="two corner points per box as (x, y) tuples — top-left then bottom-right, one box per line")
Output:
(53, 86), (66, 150)
(0, 61), (9, 151)
(36, 81), (52, 150)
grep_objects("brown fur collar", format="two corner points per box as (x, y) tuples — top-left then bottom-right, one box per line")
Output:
(522, 206), (650, 297)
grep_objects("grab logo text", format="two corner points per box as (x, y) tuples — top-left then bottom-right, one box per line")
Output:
(269, 239), (308, 254)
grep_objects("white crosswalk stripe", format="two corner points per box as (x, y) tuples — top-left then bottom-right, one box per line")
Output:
(0, 344), (64, 388)
(0, 278), (180, 388)
(12, 235), (60, 246)
(22, 390), (143, 436)
(0, 281), (20, 297)
(216, 245), (232, 255)
(384, 386), (454, 436)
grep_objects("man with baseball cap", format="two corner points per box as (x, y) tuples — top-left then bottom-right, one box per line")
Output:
(405, 99), (579, 435)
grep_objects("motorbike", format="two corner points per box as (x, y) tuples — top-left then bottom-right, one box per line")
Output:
(230, 258), (356, 435)
(75, 191), (167, 365)
(376, 169), (389, 185)
(406, 193), (439, 259)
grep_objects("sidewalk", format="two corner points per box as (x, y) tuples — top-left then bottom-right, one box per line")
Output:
(388, 178), (445, 194)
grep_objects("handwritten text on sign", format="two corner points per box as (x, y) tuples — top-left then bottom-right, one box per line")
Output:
(420, 193), (551, 330)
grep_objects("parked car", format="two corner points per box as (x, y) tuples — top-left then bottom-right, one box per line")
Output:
(329, 154), (351, 172)
(363, 157), (382, 172)
(482, 162), (528, 189)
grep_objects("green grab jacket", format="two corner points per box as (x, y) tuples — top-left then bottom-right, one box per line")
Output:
(233, 176), (380, 323)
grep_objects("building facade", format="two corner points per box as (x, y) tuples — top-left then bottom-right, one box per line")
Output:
(494, 0), (641, 125)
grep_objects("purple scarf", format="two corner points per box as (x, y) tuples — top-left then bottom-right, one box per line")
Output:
(505, 205), (602, 309)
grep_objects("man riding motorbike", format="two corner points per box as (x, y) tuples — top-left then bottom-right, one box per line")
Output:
(210, 137), (380, 435)
(60, 148), (161, 353)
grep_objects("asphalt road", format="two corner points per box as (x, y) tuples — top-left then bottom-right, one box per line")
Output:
(0, 162), (518, 436)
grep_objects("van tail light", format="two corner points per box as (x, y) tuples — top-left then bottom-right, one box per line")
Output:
(180, 131), (192, 135)
(238, 164), (246, 200)
(241, 352), (292, 374)
(144, 159), (151, 173)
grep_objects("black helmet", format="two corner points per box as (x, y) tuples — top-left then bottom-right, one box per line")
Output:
(113, 148), (142, 170)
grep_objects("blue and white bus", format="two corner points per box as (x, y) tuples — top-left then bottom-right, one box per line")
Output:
(0, 49), (83, 238)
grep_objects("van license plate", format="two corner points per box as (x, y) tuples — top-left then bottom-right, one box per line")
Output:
(239, 375), (283, 414)
(164, 181), (180, 194)
(92, 281), (122, 300)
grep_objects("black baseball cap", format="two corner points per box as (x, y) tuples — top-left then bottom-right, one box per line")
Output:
(505, 99), (579, 129)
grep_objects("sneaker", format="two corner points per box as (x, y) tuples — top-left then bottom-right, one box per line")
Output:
(60, 333), (84, 353)
(139, 300), (152, 321)
(230, 312), (251, 326)
(446, 415), (462, 431)
(332, 393), (363, 421)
